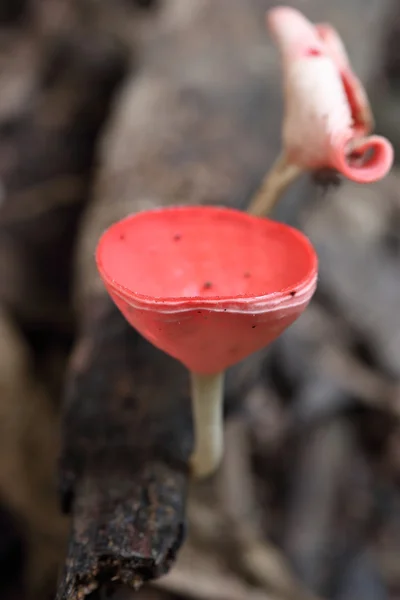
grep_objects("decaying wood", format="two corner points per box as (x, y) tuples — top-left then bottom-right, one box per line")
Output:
(57, 309), (263, 597)
(57, 300), (191, 599)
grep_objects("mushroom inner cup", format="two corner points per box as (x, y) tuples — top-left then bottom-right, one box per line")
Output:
(96, 207), (318, 375)
(97, 206), (316, 304)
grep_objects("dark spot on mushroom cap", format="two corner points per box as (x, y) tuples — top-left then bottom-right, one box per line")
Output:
(203, 281), (212, 289)
(197, 311), (202, 314)
(119, 234), (125, 241)
(173, 234), (182, 241)
(252, 325), (256, 329)
(290, 291), (296, 297)
(244, 272), (251, 278)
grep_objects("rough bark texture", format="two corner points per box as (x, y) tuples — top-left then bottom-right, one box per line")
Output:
(57, 300), (190, 599)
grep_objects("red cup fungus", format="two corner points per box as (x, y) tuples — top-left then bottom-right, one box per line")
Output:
(249, 6), (394, 217)
(96, 205), (318, 477)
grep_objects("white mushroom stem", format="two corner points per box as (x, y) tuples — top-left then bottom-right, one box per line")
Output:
(248, 151), (303, 217)
(190, 371), (225, 479)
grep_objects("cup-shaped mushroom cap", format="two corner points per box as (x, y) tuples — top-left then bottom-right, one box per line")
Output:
(96, 206), (318, 374)
(267, 6), (394, 183)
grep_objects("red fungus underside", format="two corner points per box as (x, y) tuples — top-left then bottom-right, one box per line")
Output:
(96, 206), (317, 374)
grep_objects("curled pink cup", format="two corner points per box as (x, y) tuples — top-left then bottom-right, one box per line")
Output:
(267, 6), (394, 183)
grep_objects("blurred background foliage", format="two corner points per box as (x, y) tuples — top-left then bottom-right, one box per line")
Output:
(0, 1), (400, 599)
